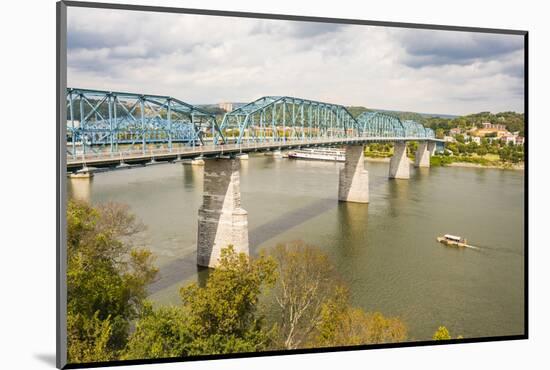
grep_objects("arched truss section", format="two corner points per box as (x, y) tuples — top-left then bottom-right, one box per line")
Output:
(356, 112), (435, 139)
(215, 96), (361, 144)
(66, 88), (220, 156)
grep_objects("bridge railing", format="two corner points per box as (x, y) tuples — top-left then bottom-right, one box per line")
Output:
(67, 135), (441, 165)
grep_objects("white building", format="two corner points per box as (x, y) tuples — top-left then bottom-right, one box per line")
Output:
(218, 102), (233, 112)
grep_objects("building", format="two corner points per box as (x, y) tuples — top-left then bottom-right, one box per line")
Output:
(502, 134), (516, 145)
(475, 122), (509, 138)
(515, 136), (525, 145)
(471, 136), (481, 144)
(218, 102), (234, 112)
(481, 122), (506, 130)
(449, 127), (462, 136)
(443, 136), (455, 143)
(501, 132), (525, 145)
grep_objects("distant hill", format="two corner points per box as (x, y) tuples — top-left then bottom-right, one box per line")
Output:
(345, 106), (458, 120)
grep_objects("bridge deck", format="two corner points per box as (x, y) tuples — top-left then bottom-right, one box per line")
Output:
(67, 136), (443, 169)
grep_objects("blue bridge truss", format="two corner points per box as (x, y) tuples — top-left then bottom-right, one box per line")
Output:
(66, 88), (436, 158)
(356, 111), (435, 139)
(66, 88), (220, 156)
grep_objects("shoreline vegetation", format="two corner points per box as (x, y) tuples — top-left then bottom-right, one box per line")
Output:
(66, 200), (459, 364)
(363, 155), (524, 170)
(363, 145), (524, 171)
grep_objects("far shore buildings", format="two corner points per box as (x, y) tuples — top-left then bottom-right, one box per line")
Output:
(449, 127), (462, 136)
(450, 122), (525, 145)
(475, 122), (508, 138)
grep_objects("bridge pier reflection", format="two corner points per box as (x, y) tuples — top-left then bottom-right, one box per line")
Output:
(196, 158), (249, 268)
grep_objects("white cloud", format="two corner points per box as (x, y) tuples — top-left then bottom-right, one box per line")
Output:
(67, 7), (524, 115)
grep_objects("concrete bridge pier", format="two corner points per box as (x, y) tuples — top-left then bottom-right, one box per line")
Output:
(338, 145), (369, 203)
(428, 141), (436, 156)
(414, 141), (431, 168)
(197, 158), (249, 268)
(389, 141), (410, 179)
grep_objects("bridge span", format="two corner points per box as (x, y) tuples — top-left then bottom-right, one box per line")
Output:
(66, 87), (444, 268)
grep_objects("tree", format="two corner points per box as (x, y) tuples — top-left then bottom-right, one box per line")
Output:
(269, 242), (342, 349)
(466, 141), (479, 154)
(433, 326), (451, 340)
(124, 305), (194, 359)
(67, 312), (113, 363)
(126, 246), (278, 359)
(476, 146), (488, 157)
(67, 200), (158, 362)
(315, 287), (407, 347)
(179, 246), (278, 354)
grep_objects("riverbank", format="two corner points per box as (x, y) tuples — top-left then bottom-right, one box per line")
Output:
(365, 157), (391, 163)
(446, 161), (524, 171)
(363, 155), (524, 170)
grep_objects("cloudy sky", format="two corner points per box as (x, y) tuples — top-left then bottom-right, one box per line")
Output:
(67, 7), (524, 115)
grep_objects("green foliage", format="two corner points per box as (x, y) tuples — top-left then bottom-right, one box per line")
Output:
(432, 326), (462, 340)
(180, 247), (277, 350)
(67, 312), (113, 363)
(124, 305), (194, 359)
(67, 200), (158, 363)
(423, 111), (524, 136)
(476, 146), (488, 157)
(442, 138), (523, 165)
(430, 155), (453, 167)
(499, 145), (524, 163)
(126, 246), (278, 359)
(315, 286), (407, 347)
(407, 141), (418, 158)
(364, 143), (393, 158)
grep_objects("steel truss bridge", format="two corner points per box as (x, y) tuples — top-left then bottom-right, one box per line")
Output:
(66, 88), (440, 169)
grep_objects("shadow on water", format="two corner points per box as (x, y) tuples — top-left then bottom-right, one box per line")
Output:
(248, 198), (337, 248)
(147, 253), (202, 294)
(148, 197), (338, 296)
(337, 202), (369, 256)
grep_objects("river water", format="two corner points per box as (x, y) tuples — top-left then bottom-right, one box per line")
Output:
(68, 154), (525, 341)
